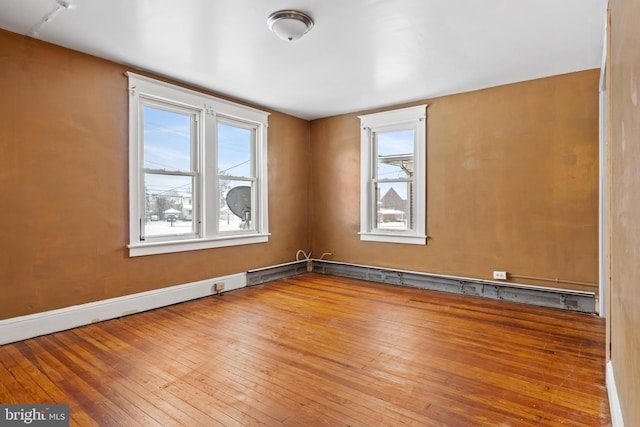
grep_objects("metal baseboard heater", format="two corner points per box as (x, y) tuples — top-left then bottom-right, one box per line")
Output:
(247, 259), (595, 313)
(247, 260), (309, 286)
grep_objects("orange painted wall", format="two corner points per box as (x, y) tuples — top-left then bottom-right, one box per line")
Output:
(0, 30), (311, 320)
(609, 0), (640, 424)
(310, 70), (600, 293)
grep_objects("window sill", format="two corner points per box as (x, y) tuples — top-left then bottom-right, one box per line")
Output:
(128, 233), (270, 257)
(359, 232), (426, 245)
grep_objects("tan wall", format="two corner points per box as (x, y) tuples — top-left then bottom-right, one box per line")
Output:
(0, 27), (602, 321)
(609, 0), (640, 424)
(0, 30), (311, 320)
(310, 70), (600, 292)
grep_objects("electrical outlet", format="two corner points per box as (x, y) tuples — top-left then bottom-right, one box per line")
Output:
(214, 282), (225, 292)
(493, 271), (507, 280)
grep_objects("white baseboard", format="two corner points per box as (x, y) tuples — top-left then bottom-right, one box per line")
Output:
(607, 361), (625, 427)
(0, 273), (246, 346)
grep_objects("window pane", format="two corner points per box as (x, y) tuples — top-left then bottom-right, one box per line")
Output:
(218, 123), (252, 178)
(375, 181), (413, 231)
(219, 179), (254, 232)
(376, 130), (414, 179)
(143, 106), (193, 172)
(144, 173), (194, 237)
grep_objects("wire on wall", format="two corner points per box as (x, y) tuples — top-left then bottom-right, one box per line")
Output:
(296, 250), (333, 272)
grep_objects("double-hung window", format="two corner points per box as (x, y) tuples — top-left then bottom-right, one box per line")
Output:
(359, 105), (427, 245)
(128, 73), (269, 256)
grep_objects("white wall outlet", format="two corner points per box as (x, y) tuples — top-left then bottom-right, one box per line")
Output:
(493, 271), (507, 280)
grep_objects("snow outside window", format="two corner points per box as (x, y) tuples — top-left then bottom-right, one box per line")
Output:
(127, 73), (269, 257)
(359, 105), (427, 245)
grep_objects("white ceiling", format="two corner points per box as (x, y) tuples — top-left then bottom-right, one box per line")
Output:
(0, 0), (607, 120)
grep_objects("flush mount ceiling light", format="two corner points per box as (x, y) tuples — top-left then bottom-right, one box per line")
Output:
(267, 10), (314, 41)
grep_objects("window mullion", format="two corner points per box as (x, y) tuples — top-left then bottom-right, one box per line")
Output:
(203, 108), (217, 237)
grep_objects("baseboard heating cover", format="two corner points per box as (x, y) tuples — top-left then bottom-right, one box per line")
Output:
(312, 260), (596, 313)
(246, 260), (308, 286)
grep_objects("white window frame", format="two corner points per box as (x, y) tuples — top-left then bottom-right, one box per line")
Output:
(127, 73), (269, 257)
(359, 105), (427, 245)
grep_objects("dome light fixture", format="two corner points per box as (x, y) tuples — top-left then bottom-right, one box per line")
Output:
(267, 10), (314, 41)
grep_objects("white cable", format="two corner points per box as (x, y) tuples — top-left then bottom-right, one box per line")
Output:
(296, 250), (311, 261)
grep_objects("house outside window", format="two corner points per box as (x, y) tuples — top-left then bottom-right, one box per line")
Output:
(359, 105), (427, 245)
(128, 73), (269, 256)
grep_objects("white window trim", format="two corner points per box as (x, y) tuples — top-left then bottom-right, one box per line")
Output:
(358, 105), (427, 245)
(127, 73), (270, 257)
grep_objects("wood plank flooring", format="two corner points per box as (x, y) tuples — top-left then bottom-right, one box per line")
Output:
(0, 274), (611, 426)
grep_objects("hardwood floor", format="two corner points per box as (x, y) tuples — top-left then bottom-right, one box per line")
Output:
(0, 274), (610, 426)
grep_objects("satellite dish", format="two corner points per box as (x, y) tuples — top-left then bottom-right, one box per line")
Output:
(226, 186), (251, 229)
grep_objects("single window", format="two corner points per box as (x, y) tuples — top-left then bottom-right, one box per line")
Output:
(142, 104), (198, 240)
(359, 105), (427, 245)
(128, 73), (270, 256)
(218, 120), (256, 233)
